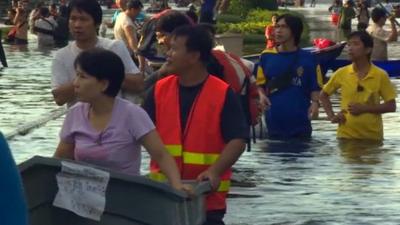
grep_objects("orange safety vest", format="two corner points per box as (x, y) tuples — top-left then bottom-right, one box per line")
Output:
(150, 75), (231, 211)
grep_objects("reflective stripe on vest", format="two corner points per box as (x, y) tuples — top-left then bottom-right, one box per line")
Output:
(166, 145), (182, 157)
(166, 145), (220, 165)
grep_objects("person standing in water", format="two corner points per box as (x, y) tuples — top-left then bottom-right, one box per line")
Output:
(256, 14), (322, 139)
(320, 31), (396, 140)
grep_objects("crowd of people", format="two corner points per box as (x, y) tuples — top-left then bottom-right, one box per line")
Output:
(4, 0), (69, 47)
(1, 0), (399, 224)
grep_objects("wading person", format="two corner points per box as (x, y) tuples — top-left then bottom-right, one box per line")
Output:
(113, 0), (143, 60)
(320, 31), (397, 140)
(33, 7), (57, 47)
(338, 0), (356, 40)
(143, 25), (248, 225)
(256, 14), (322, 139)
(54, 48), (190, 193)
(366, 7), (398, 61)
(51, 0), (143, 107)
(265, 14), (278, 49)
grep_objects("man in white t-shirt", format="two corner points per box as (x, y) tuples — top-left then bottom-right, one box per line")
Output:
(366, 7), (398, 60)
(114, 0), (143, 56)
(51, 0), (144, 107)
(33, 7), (57, 47)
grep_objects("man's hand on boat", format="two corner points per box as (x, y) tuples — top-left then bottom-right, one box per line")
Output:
(197, 169), (221, 192)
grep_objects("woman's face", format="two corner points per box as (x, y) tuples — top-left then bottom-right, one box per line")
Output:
(73, 66), (108, 102)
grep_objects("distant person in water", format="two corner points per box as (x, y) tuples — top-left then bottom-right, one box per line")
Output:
(13, 0), (29, 45)
(256, 14), (322, 139)
(33, 7), (57, 47)
(338, 0), (356, 40)
(54, 48), (191, 194)
(265, 14), (278, 49)
(366, 7), (398, 61)
(320, 31), (397, 140)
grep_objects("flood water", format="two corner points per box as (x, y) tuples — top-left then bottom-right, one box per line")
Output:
(1, 4), (400, 225)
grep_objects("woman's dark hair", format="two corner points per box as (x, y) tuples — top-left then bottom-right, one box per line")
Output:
(74, 48), (125, 97)
(371, 7), (387, 23)
(348, 31), (374, 58)
(68, 0), (102, 26)
(156, 10), (193, 33)
(276, 14), (303, 46)
(39, 7), (50, 17)
(171, 25), (213, 64)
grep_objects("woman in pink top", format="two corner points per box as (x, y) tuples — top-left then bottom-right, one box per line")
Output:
(54, 48), (189, 192)
(265, 14), (278, 49)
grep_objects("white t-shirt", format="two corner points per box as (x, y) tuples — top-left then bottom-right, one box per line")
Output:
(51, 37), (141, 106)
(113, 12), (136, 55)
(366, 24), (391, 60)
(34, 17), (57, 46)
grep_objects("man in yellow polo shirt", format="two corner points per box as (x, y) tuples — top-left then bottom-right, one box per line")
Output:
(320, 31), (396, 140)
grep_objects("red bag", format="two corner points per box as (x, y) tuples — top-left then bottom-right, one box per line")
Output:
(313, 38), (336, 49)
(331, 13), (339, 26)
(7, 26), (17, 42)
(212, 50), (261, 126)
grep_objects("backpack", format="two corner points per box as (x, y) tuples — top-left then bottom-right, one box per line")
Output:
(211, 50), (261, 127)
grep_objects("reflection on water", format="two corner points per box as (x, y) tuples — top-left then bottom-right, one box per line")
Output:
(2, 5), (400, 225)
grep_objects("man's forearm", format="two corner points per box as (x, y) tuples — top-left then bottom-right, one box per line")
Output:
(320, 91), (335, 119)
(51, 83), (75, 106)
(122, 73), (144, 93)
(364, 99), (396, 114)
(208, 139), (245, 176)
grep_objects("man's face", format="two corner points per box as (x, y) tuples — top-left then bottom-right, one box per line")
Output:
(69, 9), (98, 42)
(165, 36), (192, 74)
(347, 36), (371, 61)
(128, 7), (142, 20)
(274, 19), (293, 45)
(156, 31), (172, 50)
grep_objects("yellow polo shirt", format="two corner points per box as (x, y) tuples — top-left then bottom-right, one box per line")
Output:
(323, 64), (397, 140)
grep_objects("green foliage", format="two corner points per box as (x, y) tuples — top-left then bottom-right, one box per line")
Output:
(227, 0), (278, 16)
(216, 14), (245, 24)
(216, 21), (270, 35)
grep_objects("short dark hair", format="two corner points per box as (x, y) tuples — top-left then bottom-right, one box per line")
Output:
(39, 7), (50, 17)
(371, 7), (387, 23)
(348, 31), (374, 58)
(276, 14), (303, 46)
(156, 10), (193, 33)
(74, 48), (125, 97)
(171, 25), (213, 64)
(126, 0), (143, 10)
(68, 0), (103, 26)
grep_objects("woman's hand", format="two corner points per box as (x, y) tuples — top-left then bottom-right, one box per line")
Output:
(171, 182), (195, 198)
